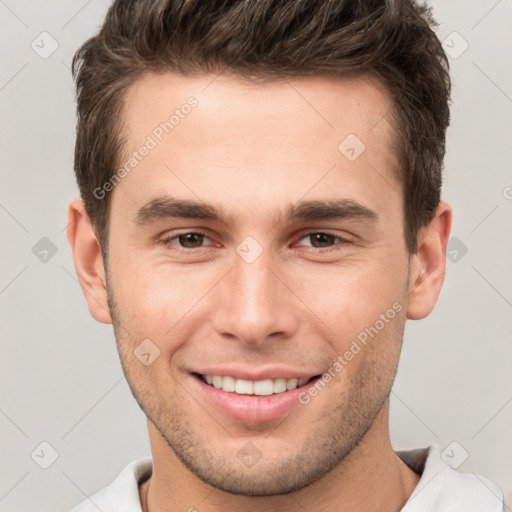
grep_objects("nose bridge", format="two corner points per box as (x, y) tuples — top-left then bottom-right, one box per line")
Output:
(212, 243), (297, 345)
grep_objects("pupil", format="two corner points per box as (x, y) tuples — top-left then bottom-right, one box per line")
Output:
(179, 233), (203, 248)
(312, 233), (333, 247)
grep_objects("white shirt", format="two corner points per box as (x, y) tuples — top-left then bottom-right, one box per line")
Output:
(69, 444), (504, 511)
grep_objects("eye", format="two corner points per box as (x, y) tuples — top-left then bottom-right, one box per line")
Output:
(295, 231), (351, 250)
(159, 231), (216, 251)
(158, 230), (352, 254)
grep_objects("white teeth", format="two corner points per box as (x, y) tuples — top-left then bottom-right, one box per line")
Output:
(273, 378), (287, 393)
(235, 379), (253, 395)
(212, 376), (223, 389)
(286, 378), (298, 390)
(253, 379), (274, 396)
(202, 375), (312, 395)
(222, 375), (236, 392)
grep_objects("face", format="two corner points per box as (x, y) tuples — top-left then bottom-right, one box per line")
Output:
(103, 73), (413, 494)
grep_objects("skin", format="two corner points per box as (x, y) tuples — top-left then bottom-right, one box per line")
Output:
(67, 72), (451, 512)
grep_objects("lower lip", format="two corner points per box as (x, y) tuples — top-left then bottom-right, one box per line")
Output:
(191, 374), (320, 423)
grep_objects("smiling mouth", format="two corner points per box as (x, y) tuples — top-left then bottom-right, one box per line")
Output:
(194, 373), (320, 396)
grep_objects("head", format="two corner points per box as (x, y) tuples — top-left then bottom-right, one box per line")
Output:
(68, 0), (451, 496)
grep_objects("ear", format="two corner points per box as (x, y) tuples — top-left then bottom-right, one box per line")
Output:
(67, 198), (112, 324)
(406, 201), (452, 320)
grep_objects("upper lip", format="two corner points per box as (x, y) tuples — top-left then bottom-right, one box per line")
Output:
(191, 367), (322, 381)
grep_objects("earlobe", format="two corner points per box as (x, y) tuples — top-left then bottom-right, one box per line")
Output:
(406, 201), (452, 320)
(67, 198), (113, 324)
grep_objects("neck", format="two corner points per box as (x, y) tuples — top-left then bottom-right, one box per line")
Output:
(140, 401), (420, 512)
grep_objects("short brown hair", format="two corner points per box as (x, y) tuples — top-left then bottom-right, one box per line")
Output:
(72, 0), (450, 255)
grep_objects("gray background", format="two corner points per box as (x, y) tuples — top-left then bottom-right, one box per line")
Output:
(1, 1), (511, 510)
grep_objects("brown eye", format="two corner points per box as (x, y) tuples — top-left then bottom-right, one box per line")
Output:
(295, 231), (349, 250)
(308, 233), (336, 248)
(160, 231), (214, 251)
(176, 233), (205, 248)
(296, 231), (352, 254)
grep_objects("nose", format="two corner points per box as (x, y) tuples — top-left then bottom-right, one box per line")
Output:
(212, 246), (299, 347)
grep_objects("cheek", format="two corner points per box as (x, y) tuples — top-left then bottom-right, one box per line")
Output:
(326, 304), (405, 403)
(110, 261), (219, 343)
(293, 256), (407, 337)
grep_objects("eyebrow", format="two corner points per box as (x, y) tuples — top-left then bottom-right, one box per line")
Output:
(134, 195), (378, 227)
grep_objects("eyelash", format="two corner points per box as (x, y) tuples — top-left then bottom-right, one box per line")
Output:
(158, 230), (352, 254)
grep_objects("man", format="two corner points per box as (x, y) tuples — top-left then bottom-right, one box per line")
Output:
(67, 0), (505, 511)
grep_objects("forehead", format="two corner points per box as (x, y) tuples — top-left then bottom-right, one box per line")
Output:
(121, 71), (396, 147)
(114, 71), (401, 225)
